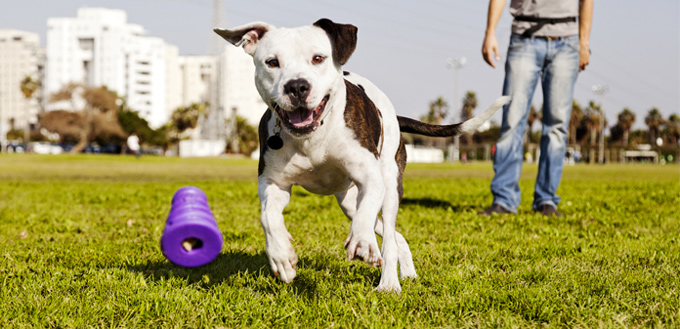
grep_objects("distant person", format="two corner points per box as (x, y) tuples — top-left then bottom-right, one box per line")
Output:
(478, 0), (593, 217)
(127, 132), (141, 158)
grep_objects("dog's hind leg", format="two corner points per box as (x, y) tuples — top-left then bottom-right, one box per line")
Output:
(374, 218), (417, 279)
(336, 187), (417, 283)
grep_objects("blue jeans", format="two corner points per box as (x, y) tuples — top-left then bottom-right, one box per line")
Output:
(490, 34), (580, 212)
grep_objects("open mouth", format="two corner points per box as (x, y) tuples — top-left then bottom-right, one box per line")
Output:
(272, 95), (330, 136)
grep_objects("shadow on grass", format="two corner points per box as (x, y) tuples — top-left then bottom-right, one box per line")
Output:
(127, 250), (380, 299)
(127, 250), (269, 285)
(401, 197), (477, 212)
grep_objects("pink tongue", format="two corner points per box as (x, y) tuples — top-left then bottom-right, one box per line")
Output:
(289, 109), (314, 127)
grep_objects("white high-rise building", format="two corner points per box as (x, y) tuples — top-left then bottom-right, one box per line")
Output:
(178, 56), (216, 106)
(220, 44), (266, 126)
(0, 29), (44, 144)
(46, 8), (179, 128)
(175, 49), (265, 134)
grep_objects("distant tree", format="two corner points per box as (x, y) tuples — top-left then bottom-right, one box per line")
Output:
(664, 113), (680, 146)
(421, 97), (449, 125)
(460, 91), (477, 122)
(40, 110), (125, 145)
(629, 129), (649, 147)
(49, 82), (80, 111)
(169, 103), (207, 132)
(158, 102), (209, 149)
(472, 120), (501, 144)
(225, 116), (258, 156)
(614, 108), (636, 147)
(460, 92), (477, 145)
(583, 101), (605, 146)
(19, 75), (41, 141)
(609, 124), (624, 145)
(6, 118), (24, 140)
(644, 108), (664, 145)
(568, 101), (583, 145)
(525, 104), (541, 144)
(45, 84), (126, 153)
(118, 106), (167, 150)
(418, 97), (449, 147)
(20, 76), (39, 99)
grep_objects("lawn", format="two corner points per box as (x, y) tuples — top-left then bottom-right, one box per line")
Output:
(1, 154), (678, 328)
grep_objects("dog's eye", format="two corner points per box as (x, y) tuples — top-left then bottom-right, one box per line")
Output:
(266, 59), (280, 68)
(312, 55), (326, 65)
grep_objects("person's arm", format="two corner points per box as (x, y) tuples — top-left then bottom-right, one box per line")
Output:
(578, 0), (593, 71)
(481, 0), (507, 68)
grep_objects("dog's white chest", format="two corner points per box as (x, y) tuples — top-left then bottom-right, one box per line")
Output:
(273, 150), (353, 195)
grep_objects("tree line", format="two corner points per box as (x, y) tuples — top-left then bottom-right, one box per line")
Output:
(10, 79), (678, 155)
(411, 91), (680, 149)
(10, 80), (258, 156)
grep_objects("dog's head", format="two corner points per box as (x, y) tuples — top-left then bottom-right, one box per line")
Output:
(215, 19), (357, 137)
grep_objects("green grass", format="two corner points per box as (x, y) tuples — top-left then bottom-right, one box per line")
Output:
(1, 154), (678, 328)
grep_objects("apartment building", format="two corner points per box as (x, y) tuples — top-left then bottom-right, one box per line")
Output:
(46, 7), (178, 128)
(0, 29), (43, 144)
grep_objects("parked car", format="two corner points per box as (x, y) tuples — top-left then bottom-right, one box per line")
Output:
(6, 142), (26, 154)
(83, 144), (101, 154)
(27, 142), (63, 155)
(99, 143), (122, 154)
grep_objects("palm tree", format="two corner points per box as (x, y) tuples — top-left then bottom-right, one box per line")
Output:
(644, 108), (664, 145)
(525, 104), (541, 144)
(429, 97), (449, 125)
(665, 113), (680, 146)
(568, 100), (583, 145)
(460, 91), (477, 122)
(616, 108), (636, 147)
(19, 75), (40, 141)
(460, 91), (477, 145)
(421, 97), (448, 125)
(20, 76), (39, 99)
(584, 101), (603, 146)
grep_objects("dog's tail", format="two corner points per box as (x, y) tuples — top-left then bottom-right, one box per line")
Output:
(397, 96), (511, 137)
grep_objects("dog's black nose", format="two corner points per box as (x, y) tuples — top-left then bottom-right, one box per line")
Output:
(284, 79), (311, 103)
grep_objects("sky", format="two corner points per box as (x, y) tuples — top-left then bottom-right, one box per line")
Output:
(1, 0), (678, 131)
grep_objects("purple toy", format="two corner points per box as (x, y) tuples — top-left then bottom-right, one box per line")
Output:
(161, 186), (223, 267)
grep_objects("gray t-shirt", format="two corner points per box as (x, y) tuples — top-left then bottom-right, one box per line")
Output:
(510, 0), (579, 37)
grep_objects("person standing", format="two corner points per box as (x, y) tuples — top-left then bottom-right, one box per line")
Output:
(478, 0), (593, 217)
(126, 132), (141, 158)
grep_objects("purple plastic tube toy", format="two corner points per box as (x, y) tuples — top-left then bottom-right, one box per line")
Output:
(161, 186), (223, 267)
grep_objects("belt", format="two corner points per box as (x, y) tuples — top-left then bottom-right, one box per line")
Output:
(514, 15), (577, 37)
(534, 35), (573, 41)
(514, 16), (577, 24)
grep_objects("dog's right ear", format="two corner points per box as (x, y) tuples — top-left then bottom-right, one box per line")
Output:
(313, 18), (358, 66)
(214, 22), (273, 56)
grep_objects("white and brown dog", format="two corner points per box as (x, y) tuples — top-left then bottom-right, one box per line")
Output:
(215, 19), (509, 292)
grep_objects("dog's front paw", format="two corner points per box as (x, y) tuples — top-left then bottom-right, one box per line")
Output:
(344, 234), (383, 267)
(376, 275), (402, 293)
(267, 239), (298, 283)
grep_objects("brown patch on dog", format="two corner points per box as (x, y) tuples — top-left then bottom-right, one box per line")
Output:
(313, 19), (358, 66)
(258, 109), (273, 176)
(343, 80), (382, 158)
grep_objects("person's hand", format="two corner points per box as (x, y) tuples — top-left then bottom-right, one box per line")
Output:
(579, 43), (590, 71)
(482, 33), (500, 68)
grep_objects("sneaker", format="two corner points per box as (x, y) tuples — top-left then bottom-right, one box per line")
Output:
(477, 203), (513, 216)
(535, 204), (563, 217)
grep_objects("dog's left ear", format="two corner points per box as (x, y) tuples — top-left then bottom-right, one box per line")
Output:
(313, 18), (358, 66)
